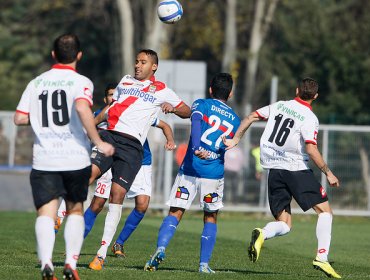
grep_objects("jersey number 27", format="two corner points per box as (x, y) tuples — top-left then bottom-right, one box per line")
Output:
(201, 115), (234, 149)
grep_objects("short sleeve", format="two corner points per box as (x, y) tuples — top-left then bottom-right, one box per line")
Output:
(256, 104), (270, 120)
(75, 77), (94, 106)
(301, 116), (318, 145)
(191, 99), (205, 118)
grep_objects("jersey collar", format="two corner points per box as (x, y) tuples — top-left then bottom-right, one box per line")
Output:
(52, 64), (77, 72)
(294, 97), (312, 110)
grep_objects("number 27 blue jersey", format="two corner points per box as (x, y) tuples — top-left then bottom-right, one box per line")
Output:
(180, 98), (240, 179)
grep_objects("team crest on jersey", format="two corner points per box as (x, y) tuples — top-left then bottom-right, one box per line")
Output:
(203, 193), (219, 203)
(320, 186), (327, 198)
(149, 85), (156, 94)
(192, 102), (199, 110)
(176, 186), (189, 200)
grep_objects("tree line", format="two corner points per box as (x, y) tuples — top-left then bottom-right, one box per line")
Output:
(1, 0), (369, 125)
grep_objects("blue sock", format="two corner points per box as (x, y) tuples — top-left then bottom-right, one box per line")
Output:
(157, 215), (179, 249)
(116, 209), (145, 245)
(200, 222), (217, 264)
(83, 207), (98, 238)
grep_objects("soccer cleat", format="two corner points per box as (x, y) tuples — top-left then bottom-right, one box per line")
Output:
(144, 249), (166, 271)
(111, 242), (126, 258)
(54, 217), (62, 234)
(313, 258), (341, 278)
(63, 264), (80, 280)
(89, 255), (105, 271)
(41, 264), (57, 280)
(248, 228), (264, 262)
(199, 264), (215, 274)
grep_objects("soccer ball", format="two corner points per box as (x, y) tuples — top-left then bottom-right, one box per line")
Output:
(157, 0), (183, 24)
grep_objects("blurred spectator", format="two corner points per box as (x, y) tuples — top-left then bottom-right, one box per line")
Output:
(224, 146), (245, 202)
(175, 142), (188, 166)
(251, 145), (263, 180)
(0, 121), (9, 165)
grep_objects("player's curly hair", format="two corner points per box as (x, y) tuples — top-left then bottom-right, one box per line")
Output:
(53, 34), (80, 64)
(298, 77), (318, 101)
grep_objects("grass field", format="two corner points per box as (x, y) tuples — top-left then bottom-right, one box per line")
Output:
(0, 210), (369, 280)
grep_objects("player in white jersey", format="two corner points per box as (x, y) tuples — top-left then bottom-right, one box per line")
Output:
(13, 34), (114, 280)
(144, 73), (240, 273)
(223, 78), (341, 278)
(87, 49), (191, 243)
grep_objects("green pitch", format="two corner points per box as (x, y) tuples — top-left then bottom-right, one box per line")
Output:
(0, 211), (369, 279)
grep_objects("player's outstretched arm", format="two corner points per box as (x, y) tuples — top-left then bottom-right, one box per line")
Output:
(306, 143), (340, 187)
(75, 99), (114, 156)
(223, 111), (260, 150)
(161, 102), (191, 118)
(157, 120), (176, 150)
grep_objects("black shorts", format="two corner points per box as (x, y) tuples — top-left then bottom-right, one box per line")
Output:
(91, 130), (143, 191)
(267, 169), (328, 218)
(30, 166), (91, 210)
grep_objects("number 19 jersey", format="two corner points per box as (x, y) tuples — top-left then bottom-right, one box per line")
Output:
(257, 97), (319, 171)
(16, 64), (94, 171)
(180, 99), (240, 179)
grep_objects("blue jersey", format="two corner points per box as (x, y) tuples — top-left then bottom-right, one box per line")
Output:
(180, 98), (240, 179)
(142, 140), (151, 166)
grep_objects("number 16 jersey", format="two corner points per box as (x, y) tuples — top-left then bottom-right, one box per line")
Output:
(256, 97), (319, 171)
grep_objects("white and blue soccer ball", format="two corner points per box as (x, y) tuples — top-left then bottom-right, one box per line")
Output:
(157, 0), (183, 24)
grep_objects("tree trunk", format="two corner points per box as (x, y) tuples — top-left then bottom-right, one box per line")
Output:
(117, 0), (134, 76)
(241, 0), (278, 115)
(222, 0), (237, 74)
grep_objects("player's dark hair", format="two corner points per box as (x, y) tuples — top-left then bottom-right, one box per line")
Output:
(104, 83), (117, 98)
(210, 73), (233, 101)
(53, 34), (80, 64)
(137, 49), (159, 66)
(298, 77), (318, 101)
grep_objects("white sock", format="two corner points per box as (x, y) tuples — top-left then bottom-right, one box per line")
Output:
(64, 214), (84, 269)
(316, 212), (332, 262)
(97, 203), (122, 258)
(57, 199), (67, 223)
(262, 221), (290, 240)
(35, 216), (55, 270)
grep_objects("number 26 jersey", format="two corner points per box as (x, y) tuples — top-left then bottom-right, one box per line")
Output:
(256, 97), (319, 171)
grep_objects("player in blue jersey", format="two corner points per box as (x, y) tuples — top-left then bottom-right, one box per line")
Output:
(144, 73), (241, 273)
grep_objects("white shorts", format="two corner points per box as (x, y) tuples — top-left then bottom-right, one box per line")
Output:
(94, 165), (152, 199)
(166, 173), (224, 212)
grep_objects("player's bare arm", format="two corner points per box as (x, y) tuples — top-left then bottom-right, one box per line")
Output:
(75, 99), (114, 156)
(14, 111), (30, 126)
(161, 102), (191, 118)
(157, 120), (176, 150)
(223, 111), (260, 150)
(94, 104), (110, 126)
(306, 143), (340, 187)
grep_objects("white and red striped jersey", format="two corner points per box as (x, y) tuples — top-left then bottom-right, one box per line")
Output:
(16, 64), (94, 171)
(106, 75), (184, 145)
(257, 97), (319, 171)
